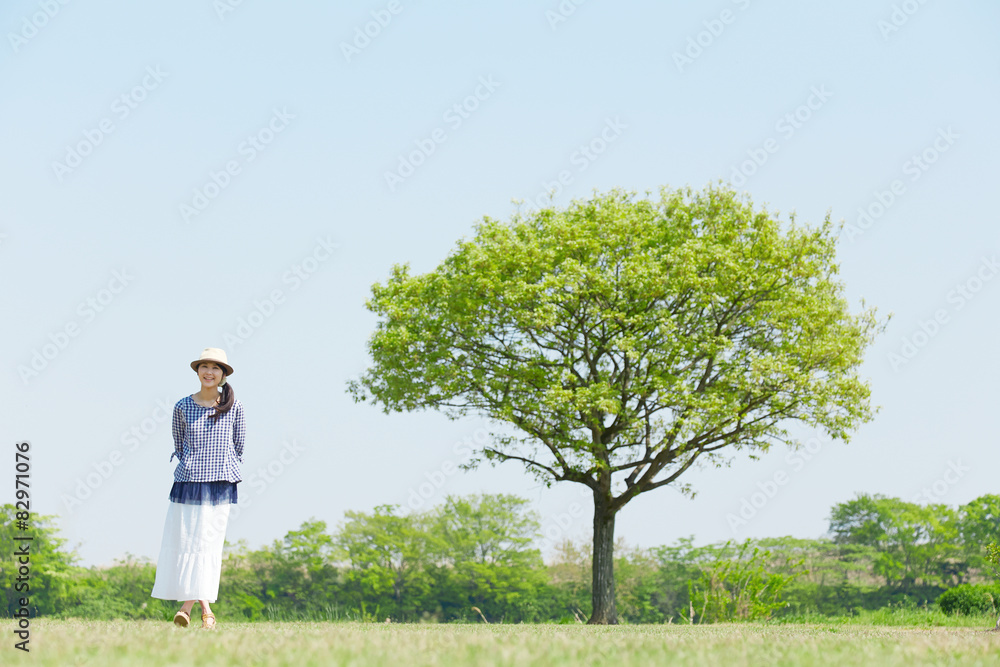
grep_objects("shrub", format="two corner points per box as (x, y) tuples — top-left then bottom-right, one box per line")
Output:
(937, 584), (997, 615)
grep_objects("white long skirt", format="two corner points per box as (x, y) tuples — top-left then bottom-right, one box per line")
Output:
(150, 501), (231, 602)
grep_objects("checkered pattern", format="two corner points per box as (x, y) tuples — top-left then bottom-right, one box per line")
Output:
(169, 396), (245, 483)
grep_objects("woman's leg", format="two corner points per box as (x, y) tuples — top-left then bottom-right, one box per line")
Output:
(199, 599), (216, 628)
(173, 599), (195, 627)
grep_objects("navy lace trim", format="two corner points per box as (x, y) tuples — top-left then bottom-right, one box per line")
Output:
(168, 481), (238, 505)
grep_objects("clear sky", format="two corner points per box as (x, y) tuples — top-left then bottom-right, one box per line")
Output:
(2, 0), (998, 567)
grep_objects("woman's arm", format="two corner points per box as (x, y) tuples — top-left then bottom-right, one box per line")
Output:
(233, 401), (245, 463)
(169, 404), (185, 462)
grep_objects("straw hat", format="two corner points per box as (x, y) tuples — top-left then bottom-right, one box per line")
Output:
(190, 348), (234, 376)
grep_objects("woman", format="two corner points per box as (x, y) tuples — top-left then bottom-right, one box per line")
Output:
(151, 347), (245, 630)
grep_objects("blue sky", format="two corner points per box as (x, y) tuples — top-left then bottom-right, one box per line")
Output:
(2, 0), (999, 567)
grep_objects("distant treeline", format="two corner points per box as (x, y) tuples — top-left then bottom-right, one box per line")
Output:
(3, 492), (999, 623)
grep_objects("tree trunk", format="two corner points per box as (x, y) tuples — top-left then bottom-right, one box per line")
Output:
(588, 492), (618, 624)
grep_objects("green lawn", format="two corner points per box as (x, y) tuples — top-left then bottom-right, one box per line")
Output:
(15, 620), (1000, 667)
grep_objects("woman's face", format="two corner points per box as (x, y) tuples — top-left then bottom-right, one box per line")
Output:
(197, 362), (225, 390)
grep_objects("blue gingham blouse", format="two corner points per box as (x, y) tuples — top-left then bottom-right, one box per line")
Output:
(170, 395), (245, 483)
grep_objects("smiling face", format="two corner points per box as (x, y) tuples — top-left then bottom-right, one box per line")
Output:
(197, 361), (225, 390)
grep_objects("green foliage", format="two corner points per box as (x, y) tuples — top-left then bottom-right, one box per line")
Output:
(985, 541), (1000, 575)
(267, 519), (341, 616)
(0, 504), (83, 617)
(335, 504), (434, 621)
(688, 539), (805, 623)
(828, 494), (963, 588)
(61, 556), (176, 620)
(612, 544), (668, 623)
(757, 533), (953, 617)
(937, 584), (1000, 615)
(958, 496), (1000, 551)
(427, 494), (549, 622)
(218, 540), (281, 621)
(349, 185), (882, 623)
(349, 185), (881, 493)
(16, 493), (1000, 624)
(772, 603), (995, 627)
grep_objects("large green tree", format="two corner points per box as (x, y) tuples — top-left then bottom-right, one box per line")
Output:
(0, 504), (81, 617)
(428, 494), (547, 621)
(348, 185), (881, 623)
(828, 493), (963, 588)
(335, 505), (433, 620)
(958, 494), (1000, 571)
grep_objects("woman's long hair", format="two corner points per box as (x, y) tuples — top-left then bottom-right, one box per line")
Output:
(210, 378), (235, 421)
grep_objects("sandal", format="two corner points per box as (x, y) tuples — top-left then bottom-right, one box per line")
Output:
(172, 610), (190, 627)
(202, 612), (216, 630)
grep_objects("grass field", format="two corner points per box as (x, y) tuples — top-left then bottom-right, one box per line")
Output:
(15, 618), (1000, 667)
